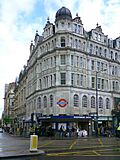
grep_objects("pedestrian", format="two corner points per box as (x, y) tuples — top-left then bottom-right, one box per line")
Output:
(100, 125), (104, 136)
(59, 125), (64, 138)
(117, 125), (120, 138)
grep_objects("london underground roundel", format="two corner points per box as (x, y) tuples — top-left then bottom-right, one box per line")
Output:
(57, 98), (68, 108)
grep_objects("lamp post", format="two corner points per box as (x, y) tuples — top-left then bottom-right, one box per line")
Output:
(95, 69), (107, 137)
(96, 71), (98, 137)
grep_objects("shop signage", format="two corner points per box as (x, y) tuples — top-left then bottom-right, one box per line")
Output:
(57, 98), (68, 108)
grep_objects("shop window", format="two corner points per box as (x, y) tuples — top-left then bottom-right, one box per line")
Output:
(82, 95), (87, 107)
(74, 94), (79, 107)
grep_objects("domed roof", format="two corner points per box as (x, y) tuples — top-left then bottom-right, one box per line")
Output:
(55, 7), (72, 21)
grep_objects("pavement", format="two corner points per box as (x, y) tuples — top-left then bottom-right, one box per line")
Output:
(0, 133), (120, 159)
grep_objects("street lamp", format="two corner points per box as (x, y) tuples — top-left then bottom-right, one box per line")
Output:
(95, 71), (98, 137)
(95, 69), (107, 137)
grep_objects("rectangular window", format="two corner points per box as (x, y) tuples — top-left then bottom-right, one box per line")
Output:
(80, 74), (83, 86)
(71, 73), (74, 85)
(61, 73), (66, 85)
(97, 61), (100, 71)
(61, 55), (66, 65)
(106, 80), (108, 90)
(39, 79), (42, 89)
(112, 81), (115, 90)
(54, 56), (56, 66)
(51, 57), (53, 67)
(80, 57), (83, 68)
(95, 33), (98, 40)
(54, 74), (56, 86)
(101, 79), (104, 89)
(77, 56), (79, 67)
(74, 24), (77, 32)
(50, 75), (52, 86)
(77, 74), (79, 86)
(101, 62), (104, 71)
(91, 60), (95, 70)
(78, 25), (80, 33)
(91, 77), (95, 88)
(97, 78), (101, 89)
(71, 55), (74, 65)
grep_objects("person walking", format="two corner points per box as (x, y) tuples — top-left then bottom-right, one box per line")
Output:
(117, 125), (120, 138)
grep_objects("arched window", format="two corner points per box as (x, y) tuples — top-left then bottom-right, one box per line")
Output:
(43, 96), (47, 108)
(61, 37), (65, 47)
(106, 98), (110, 109)
(91, 96), (95, 108)
(82, 95), (87, 107)
(99, 97), (103, 108)
(50, 95), (53, 107)
(73, 94), (79, 107)
(37, 97), (41, 108)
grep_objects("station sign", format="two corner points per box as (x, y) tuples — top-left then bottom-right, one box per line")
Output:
(57, 98), (68, 108)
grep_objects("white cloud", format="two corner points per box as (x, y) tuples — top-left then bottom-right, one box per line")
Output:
(43, 0), (120, 38)
(0, 0), (43, 118)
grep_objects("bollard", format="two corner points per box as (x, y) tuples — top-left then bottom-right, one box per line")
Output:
(30, 134), (38, 152)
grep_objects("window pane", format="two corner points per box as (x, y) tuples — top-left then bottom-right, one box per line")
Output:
(82, 95), (87, 107)
(91, 96), (95, 108)
(61, 73), (66, 84)
(106, 98), (110, 109)
(74, 94), (79, 107)
(50, 95), (53, 107)
(61, 55), (66, 65)
(99, 97), (103, 108)
(44, 96), (47, 108)
(61, 37), (65, 47)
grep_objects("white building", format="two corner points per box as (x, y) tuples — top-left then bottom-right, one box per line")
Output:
(25, 7), (120, 134)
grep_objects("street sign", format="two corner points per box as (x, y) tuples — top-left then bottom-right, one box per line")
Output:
(57, 98), (68, 108)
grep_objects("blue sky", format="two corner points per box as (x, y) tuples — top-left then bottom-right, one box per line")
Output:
(0, 0), (120, 118)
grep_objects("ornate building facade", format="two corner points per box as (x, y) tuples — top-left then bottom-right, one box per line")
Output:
(8, 7), (120, 134)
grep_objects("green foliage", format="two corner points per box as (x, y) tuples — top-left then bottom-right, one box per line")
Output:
(3, 116), (12, 125)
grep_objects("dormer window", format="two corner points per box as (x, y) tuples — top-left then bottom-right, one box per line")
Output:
(95, 33), (98, 40)
(78, 25), (80, 33)
(74, 24), (77, 33)
(61, 37), (65, 47)
(98, 34), (101, 41)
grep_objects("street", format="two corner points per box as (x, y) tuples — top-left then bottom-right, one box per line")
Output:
(0, 131), (120, 159)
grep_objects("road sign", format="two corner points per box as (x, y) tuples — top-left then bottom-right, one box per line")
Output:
(57, 98), (68, 108)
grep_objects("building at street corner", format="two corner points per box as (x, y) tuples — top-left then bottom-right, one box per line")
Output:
(4, 7), (120, 136)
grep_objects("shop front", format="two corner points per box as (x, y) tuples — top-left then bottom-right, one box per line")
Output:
(37, 115), (92, 136)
